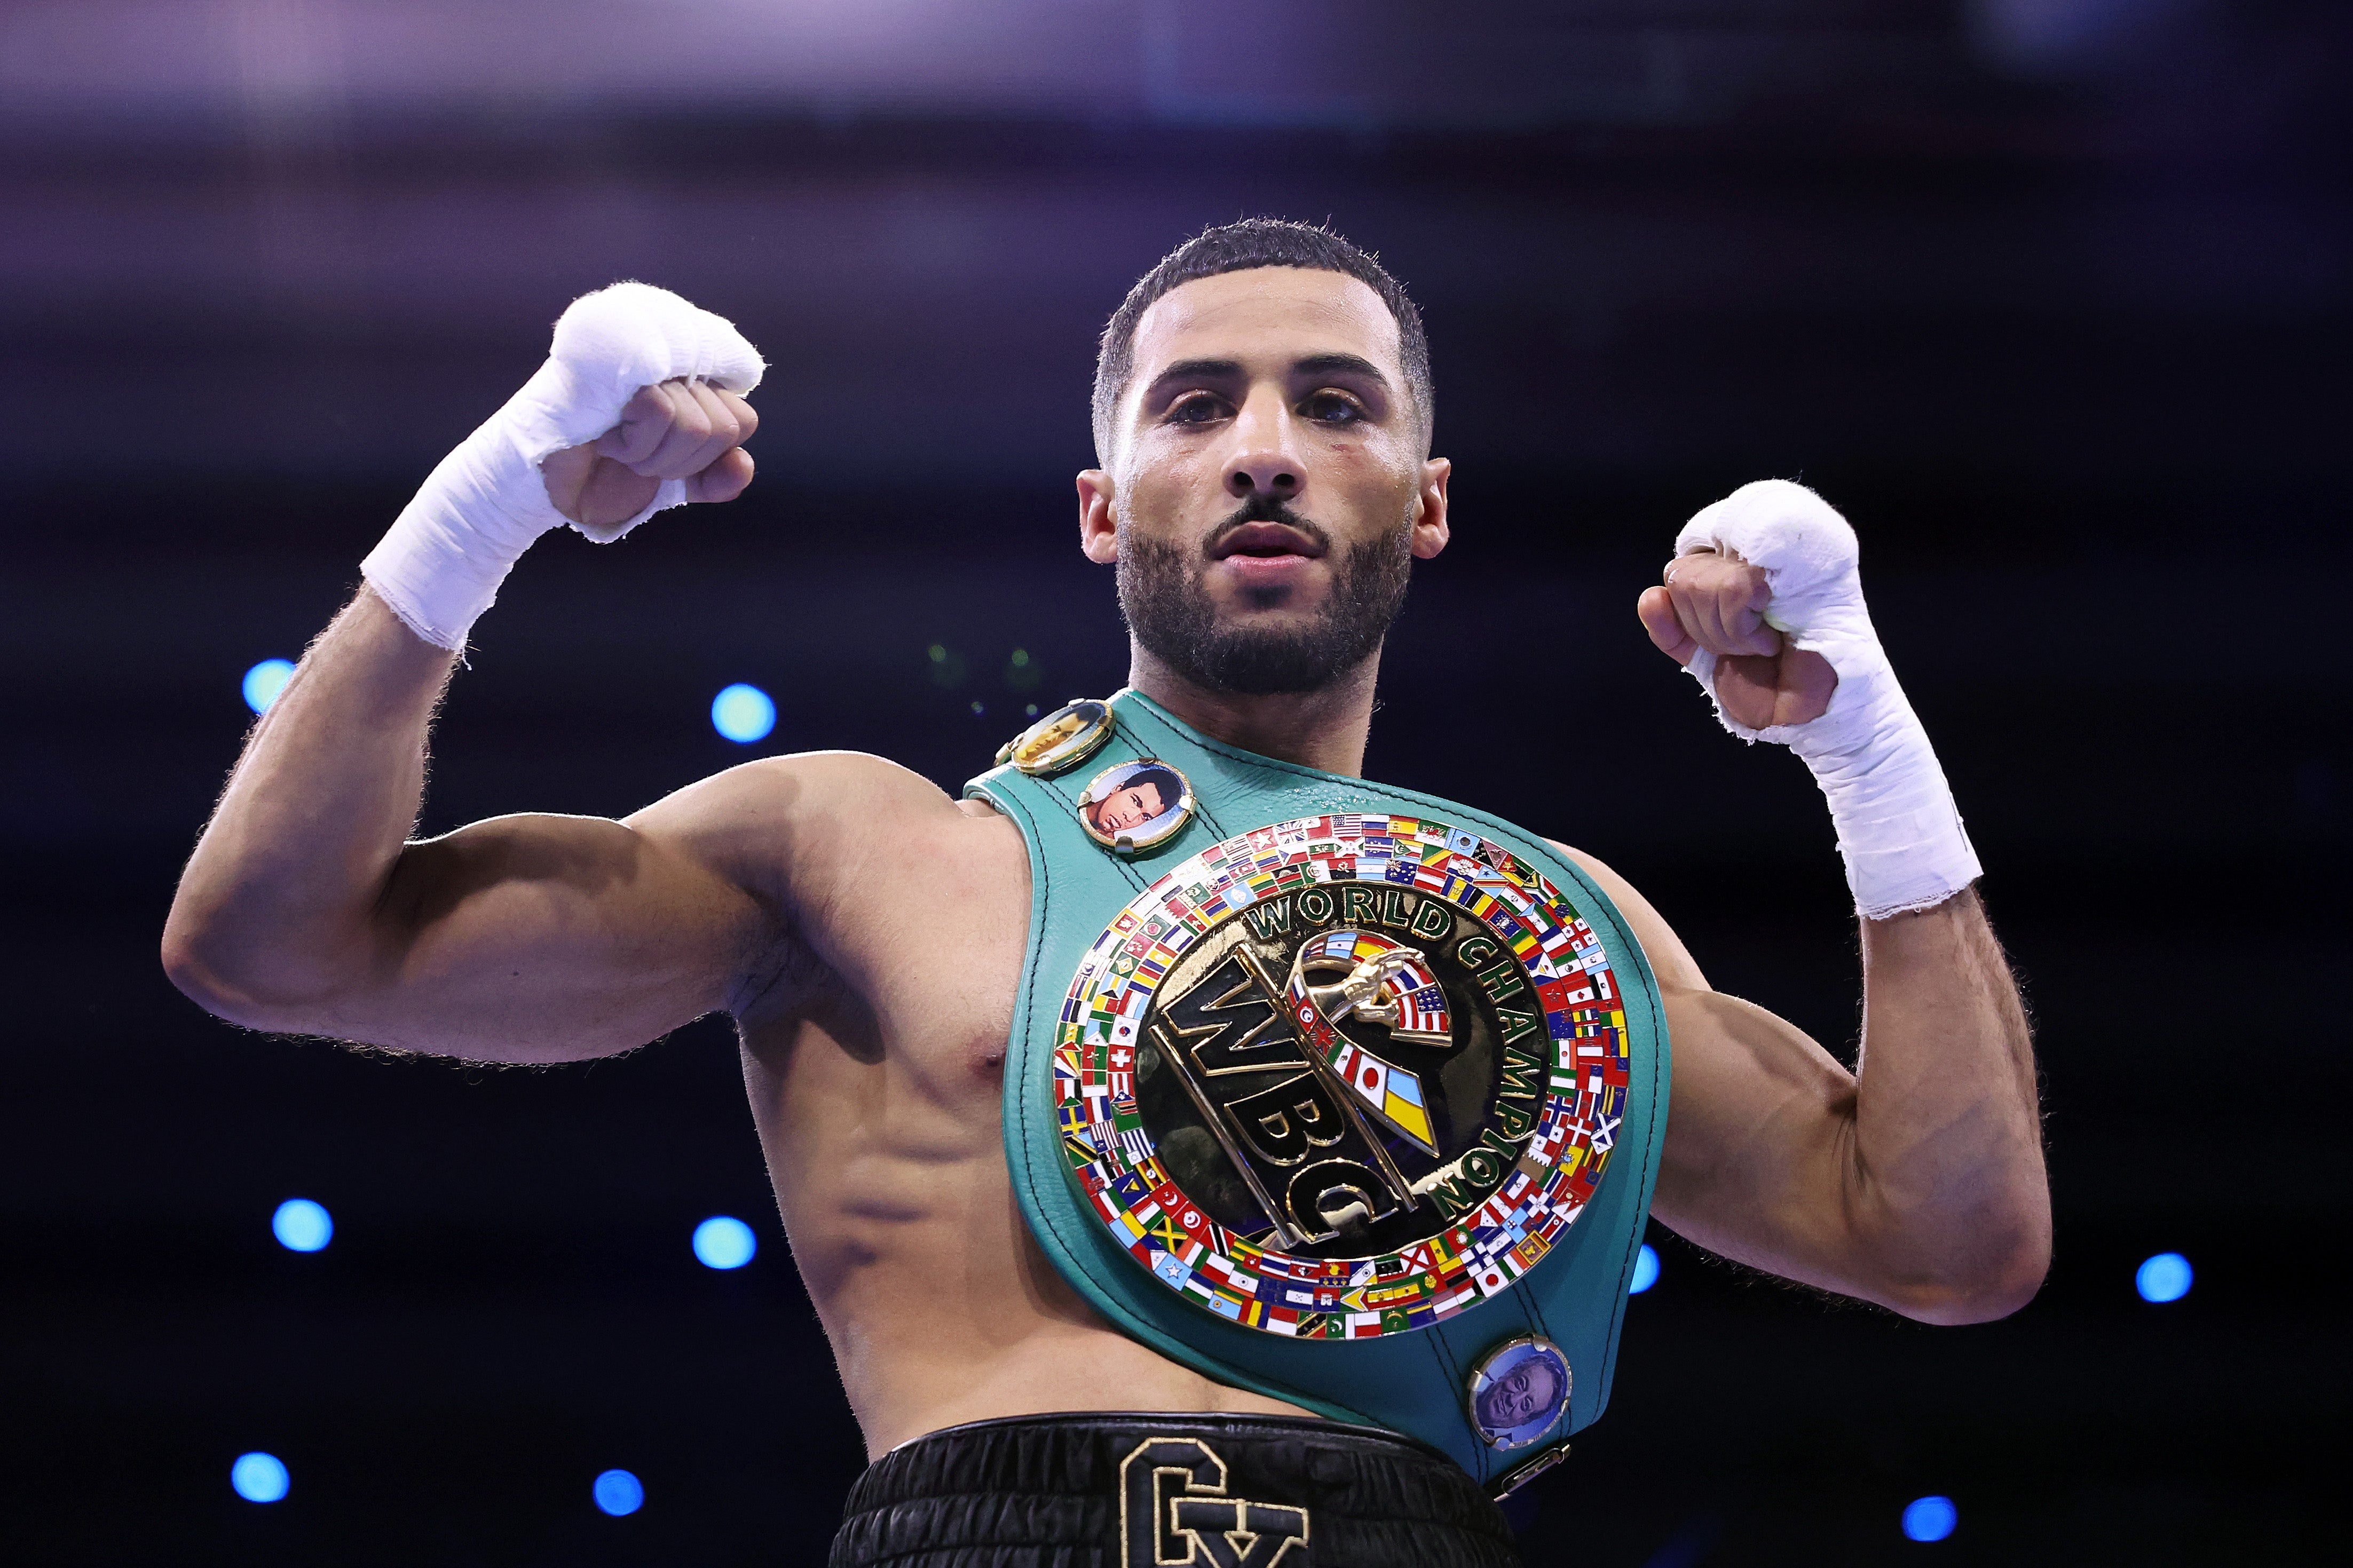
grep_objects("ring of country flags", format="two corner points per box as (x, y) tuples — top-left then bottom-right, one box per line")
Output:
(1055, 812), (1636, 1341)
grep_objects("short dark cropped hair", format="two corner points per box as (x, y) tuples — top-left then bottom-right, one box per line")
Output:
(1092, 218), (1433, 464)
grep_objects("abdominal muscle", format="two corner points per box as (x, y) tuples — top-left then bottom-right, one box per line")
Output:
(740, 1002), (1316, 1463)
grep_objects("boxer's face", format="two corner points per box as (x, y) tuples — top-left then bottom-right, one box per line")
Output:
(1089, 780), (1168, 836)
(1079, 268), (1451, 695)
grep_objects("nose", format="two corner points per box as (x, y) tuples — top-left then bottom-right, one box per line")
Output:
(1223, 388), (1302, 502)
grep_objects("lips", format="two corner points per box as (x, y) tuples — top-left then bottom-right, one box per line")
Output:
(1211, 521), (1325, 561)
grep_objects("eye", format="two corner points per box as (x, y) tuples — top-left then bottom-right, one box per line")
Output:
(1166, 392), (1229, 425)
(1300, 389), (1365, 425)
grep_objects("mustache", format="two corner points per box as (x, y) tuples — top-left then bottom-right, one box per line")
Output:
(1204, 492), (1330, 556)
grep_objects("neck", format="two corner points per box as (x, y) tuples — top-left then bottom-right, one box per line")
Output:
(1126, 642), (1381, 777)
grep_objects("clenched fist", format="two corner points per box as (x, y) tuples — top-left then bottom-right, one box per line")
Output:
(1637, 551), (1837, 731)
(541, 377), (759, 533)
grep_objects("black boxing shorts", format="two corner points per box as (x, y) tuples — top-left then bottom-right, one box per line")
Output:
(829, 1411), (1525, 1567)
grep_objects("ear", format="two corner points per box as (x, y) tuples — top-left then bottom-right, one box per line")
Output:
(1411, 457), (1452, 560)
(1077, 469), (1119, 564)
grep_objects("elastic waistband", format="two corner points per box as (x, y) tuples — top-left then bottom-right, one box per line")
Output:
(832, 1409), (1522, 1567)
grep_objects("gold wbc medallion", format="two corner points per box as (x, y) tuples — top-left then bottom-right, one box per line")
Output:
(1052, 812), (1637, 1341)
(1076, 757), (1195, 854)
(1000, 698), (1114, 777)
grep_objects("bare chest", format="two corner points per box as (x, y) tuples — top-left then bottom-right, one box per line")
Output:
(735, 807), (1035, 1266)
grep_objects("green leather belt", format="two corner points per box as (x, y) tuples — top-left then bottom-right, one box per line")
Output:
(968, 689), (1669, 1489)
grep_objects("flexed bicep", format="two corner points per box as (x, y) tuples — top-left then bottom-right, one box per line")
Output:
(163, 589), (795, 1062)
(357, 806), (769, 1063)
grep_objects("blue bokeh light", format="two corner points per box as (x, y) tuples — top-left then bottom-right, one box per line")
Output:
(231, 1452), (289, 1504)
(2136, 1251), (2193, 1303)
(1901, 1495), (1957, 1542)
(711, 683), (776, 743)
(692, 1215), (757, 1270)
(1630, 1243), (1661, 1294)
(593, 1468), (644, 1517)
(271, 1198), (333, 1253)
(242, 658), (296, 715)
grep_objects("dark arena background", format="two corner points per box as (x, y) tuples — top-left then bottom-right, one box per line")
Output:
(4, 3), (2346, 1564)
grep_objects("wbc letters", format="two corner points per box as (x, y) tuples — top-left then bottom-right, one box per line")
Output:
(1145, 880), (1546, 1250)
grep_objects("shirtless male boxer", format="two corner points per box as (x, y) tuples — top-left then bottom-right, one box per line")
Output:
(164, 220), (2049, 1567)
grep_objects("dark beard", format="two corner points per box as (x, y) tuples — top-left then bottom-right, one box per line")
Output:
(1116, 497), (1415, 696)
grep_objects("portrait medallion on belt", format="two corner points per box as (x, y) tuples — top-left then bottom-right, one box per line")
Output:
(1076, 758), (1195, 854)
(1053, 813), (1635, 1340)
(997, 698), (1114, 777)
(1466, 1336), (1573, 1450)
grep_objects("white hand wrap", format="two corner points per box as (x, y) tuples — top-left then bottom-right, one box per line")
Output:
(1675, 480), (1981, 919)
(360, 282), (765, 650)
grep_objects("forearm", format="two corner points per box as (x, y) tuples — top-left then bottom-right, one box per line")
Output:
(1845, 888), (2048, 1319)
(164, 587), (455, 1020)
(1644, 481), (2050, 1318)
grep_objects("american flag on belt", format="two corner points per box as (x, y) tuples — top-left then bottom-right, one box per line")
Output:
(1395, 982), (1447, 1038)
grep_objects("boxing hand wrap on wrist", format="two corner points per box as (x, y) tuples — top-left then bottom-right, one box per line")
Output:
(360, 282), (765, 650)
(1675, 480), (1981, 920)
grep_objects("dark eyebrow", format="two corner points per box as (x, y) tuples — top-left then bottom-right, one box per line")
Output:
(1139, 358), (1244, 406)
(1291, 352), (1391, 390)
(1141, 353), (1391, 399)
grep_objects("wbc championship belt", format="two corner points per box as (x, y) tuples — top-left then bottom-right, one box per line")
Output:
(970, 690), (1669, 1492)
